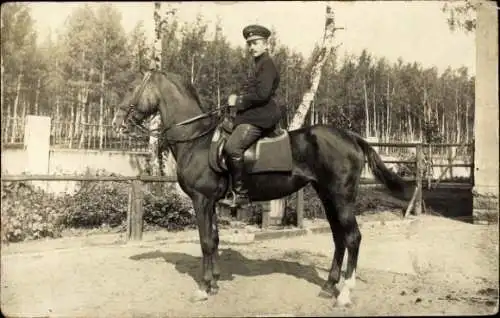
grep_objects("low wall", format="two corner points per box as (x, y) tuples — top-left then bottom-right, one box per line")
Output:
(1, 146), (179, 195)
(1, 147), (27, 175)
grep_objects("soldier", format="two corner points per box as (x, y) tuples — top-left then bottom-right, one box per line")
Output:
(222, 24), (282, 207)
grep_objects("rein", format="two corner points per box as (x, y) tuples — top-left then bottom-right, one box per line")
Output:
(123, 110), (223, 145)
(121, 71), (230, 144)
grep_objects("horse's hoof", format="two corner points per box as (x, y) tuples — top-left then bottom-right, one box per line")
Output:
(335, 295), (352, 307)
(190, 289), (209, 302)
(318, 288), (335, 298)
(209, 286), (219, 295)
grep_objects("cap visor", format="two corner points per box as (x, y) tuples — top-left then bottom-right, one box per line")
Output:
(246, 35), (265, 42)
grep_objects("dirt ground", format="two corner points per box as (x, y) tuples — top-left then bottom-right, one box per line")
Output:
(1, 215), (498, 317)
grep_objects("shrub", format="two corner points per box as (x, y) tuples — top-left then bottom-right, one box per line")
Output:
(245, 203), (264, 225)
(1, 176), (197, 243)
(61, 181), (129, 228)
(1, 182), (67, 242)
(63, 181), (195, 231)
(143, 189), (195, 231)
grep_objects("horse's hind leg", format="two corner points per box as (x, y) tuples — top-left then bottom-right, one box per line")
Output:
(312, 183), (345, 299)
(334, 199), (361, 307)
(312, 182), (361, 306)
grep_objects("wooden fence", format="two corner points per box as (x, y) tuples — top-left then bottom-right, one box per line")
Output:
(0, 141), (474, 241)
(1, 116), (150, 151)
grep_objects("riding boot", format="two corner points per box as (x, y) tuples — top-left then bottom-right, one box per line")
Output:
(230, 157), (250, 206)
(220, 156), (250, 208)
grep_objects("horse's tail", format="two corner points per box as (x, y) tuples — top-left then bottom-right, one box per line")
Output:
(353, 134), (407, 198)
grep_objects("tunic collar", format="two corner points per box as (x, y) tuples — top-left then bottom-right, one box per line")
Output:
(254, 51), (269, 64)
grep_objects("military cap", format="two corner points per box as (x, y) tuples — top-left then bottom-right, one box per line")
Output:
(242, 24), (271, 42)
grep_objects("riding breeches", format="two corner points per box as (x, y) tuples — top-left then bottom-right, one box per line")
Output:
(224, 124), (263, 160)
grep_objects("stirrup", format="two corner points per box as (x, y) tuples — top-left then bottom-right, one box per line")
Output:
(219, 190), (250, 208)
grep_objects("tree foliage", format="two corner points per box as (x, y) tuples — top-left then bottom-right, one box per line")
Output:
(1, 3), (475, 148)
(442, 0), (477, 33)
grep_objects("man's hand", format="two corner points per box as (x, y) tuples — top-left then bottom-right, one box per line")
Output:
(228, 94), (238, 106)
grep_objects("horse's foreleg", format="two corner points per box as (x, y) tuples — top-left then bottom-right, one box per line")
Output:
(191, 194), (218, 301)
(209, 204), (220, 295)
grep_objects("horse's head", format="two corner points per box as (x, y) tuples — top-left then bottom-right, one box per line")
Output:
(112, 71), (160, 135)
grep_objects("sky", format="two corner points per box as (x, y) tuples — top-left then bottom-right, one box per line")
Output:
(27, 1), (476, 75)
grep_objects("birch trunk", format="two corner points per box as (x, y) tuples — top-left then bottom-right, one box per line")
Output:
(372, 83), (377, 137)
(56, 94), (62, 142)
(465, 99), (470, 143)
(152, 2), (163, 71)
(407, 109), (413, 141)
(11, 72), (23, 143)
(282, 5), (342, 225)
(99, 38), (107, 150)
(190, 55), (195, 84)
(1, 53), (4, 117)
(87, 99), (92, 149)
(363, 78), (369, 137)
(78, 85), (88, 148)
(454, 87), (461, 144)
(441, 110), (445, 142)
(217, 69), (221, 108)
(21, 100), (27, 118)
(34, 77), (41, 115)
(288, 5), (341, 130)
(148, 2), (172, 176)
(69, 100), (76, 148)
(385, 78), (390, 141)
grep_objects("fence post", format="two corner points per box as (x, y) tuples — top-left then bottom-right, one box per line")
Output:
(363, 136), (379, 179)
(415, 143), (423, 215)
(448, 145), (454, 179)
(261, 204), (270, 229)
(127, 180), (144, 241)
(296, 188), (304, 228)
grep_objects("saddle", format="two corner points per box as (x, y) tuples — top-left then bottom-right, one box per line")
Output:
(208, 118), (293, 174)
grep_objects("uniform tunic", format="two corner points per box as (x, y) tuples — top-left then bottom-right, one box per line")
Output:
(234, 52), (282, 130)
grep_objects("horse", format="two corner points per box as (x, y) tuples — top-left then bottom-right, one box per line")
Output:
(112, 70), (410, 306)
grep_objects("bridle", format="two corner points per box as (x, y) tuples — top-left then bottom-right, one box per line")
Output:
(119, 71), (229, 145)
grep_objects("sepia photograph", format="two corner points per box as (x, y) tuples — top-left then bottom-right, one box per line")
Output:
(1, 1), (498, 316)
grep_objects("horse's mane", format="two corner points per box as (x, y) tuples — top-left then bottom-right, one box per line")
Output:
(156, 70), (208, 112)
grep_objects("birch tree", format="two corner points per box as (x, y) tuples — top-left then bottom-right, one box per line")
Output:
(276, 5), (342, 221)
(149, 2), (177, 176)
(288, 5), (342, 130)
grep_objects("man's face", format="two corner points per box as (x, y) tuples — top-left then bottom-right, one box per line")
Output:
(246, 38), (267, 58)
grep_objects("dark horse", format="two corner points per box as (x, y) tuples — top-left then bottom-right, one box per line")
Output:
(112, 70), (409, 306)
